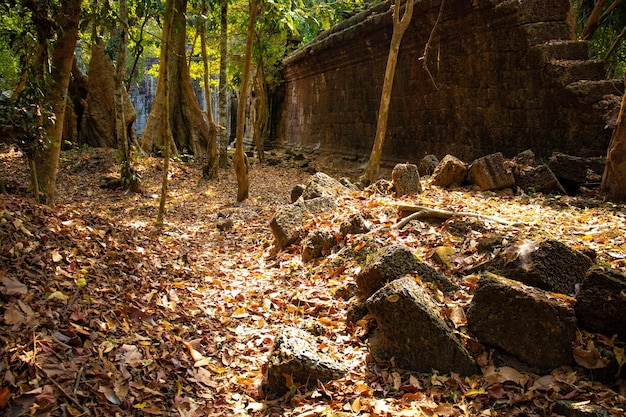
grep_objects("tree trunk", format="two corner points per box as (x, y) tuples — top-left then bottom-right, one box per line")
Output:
(601, 73), (626, 201)
(253, 65), (268, 163)
(34, 0), (81, 204)
(218, 0), (230, 168)
(362, 0), (414, 185)
(141, 0), (209, 158)
(115, 0), (140, 192)
(200, 0), (219, 179)
(233, 0), (257, 202)
(157, 0), (175, 228)
(581, 0), (607, 40)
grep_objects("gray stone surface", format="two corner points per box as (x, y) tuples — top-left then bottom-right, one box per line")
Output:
(418, 154), (439, 176)
(391, 163), (422, 197)
(513, 164), (566, 194)
(301, 172), (350, 200)
(575, 265), (626, 341)
(488, 239), (593, 294)
(467, 272), (577, 372)
(356, 244), (455, 298)
(301, 229), (337, 262)
(366, 277), (479, 376)
(468, 152), (515, 191)
(265, 326), (347, 395)
(270, 196), (337, 249)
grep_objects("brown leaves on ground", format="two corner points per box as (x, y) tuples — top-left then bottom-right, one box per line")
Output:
(1, 145), (626, 416)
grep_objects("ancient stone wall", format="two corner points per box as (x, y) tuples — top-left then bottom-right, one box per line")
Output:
(278, 0), (623, 165)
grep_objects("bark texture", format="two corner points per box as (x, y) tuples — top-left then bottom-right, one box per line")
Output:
(141, 0), (209, 158)
(218, 0), (229, 167)
(34, 0), (81, 204)
(601, 73), (626, 201)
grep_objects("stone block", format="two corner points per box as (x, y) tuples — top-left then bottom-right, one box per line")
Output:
(512, 149), (536, 167)
(356, 244), (456, 298)
(432, 155), (468, 189)
(270, 197), (337, 249)
(302, 172), (350, 200)
(513, 164), (566, 194)
(265, 326), (347, 395)
(489, 239), (593, 294)
(366, 277), (479, 376)
(339, 213), (370, 237)
(575, 266), (626, 340)
(418, 154), (439, 176)
(468, 152), (515, 191)
(467, 272), (577, 372)
(391, 163), (422, 197)
(301, 229), (337, 262)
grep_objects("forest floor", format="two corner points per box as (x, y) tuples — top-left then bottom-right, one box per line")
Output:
(2, 145), (626, 416)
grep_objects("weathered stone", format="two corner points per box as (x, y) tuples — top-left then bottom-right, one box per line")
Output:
(270, 197), (337, 249)
(513, 149), (537, 167)
(553, 400), (607, 417)
(302, 172), (349, 200)
(279, 1), (619, 166)
(418, 154), (439, 176)
(513, 164), (566, 194)
(489, 239), (593, 294)
(391, 163), (422, 197)
(366, 277), (479, 376)
(432, 155), (468, 189)
(548, 152), (606, 193)
(326, 235), (381, 270)
(301, 229), (337, 262)
(466, 272), (577, 372)
(356, 244), (456, 298)
(339, 213), (370, 237)
(265, 326), (347, 395)
(575, 265), (626, 340)
(468, 153), (515, 191)
(290, 184), (305, 202)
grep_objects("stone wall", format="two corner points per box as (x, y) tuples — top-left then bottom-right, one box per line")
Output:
(277, 0), (623, 166)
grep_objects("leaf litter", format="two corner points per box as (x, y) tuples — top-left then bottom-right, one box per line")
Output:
(1, 144), (626, 416)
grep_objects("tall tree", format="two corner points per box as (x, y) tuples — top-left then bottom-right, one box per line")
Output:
(115, 0), (140, 192)
(601, 72), (626, 201)
(200, 0), (219, 178)
(141, 0), (210, 160)
(218, 0), (230, 168)
(32, 0), (81, 204)
(233, 0), (257, 202)
(362, 0), (413, 185)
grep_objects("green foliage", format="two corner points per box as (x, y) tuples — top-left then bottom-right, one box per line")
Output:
(0, 81), (54, 157)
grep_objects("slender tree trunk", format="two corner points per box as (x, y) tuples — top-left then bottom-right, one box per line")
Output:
(200, 0), (219, 179)
(581, 0), (607, 40)
(115, 0), (140, 192)
(233, 0), (257, 202)
(218, 0), (230, 168)
(141, 0), (209, 159)
(253, 65), (267, 163)
(362, 0), (414, 185)
(157, 1), (175, 228)
(34, 0), (81, 204)
(601, 73), (626, 201)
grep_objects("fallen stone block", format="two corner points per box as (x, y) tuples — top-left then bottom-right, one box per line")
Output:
(339, 213), (370, 237)
(489, 239), (593, 294)
(392, 163), (422, 197)
(270, 196), (337, 249)
(302, 172), (350, 200)
(548, 152), (606, 193)
(356, 244), (456, 298)
(418, 154), (439, 176)
(512, 149), (537, 167)
(366, 277), (479, 376)
(513, 164), (566, 194)
(468, 152), (515, 191)
(301, 229), (337, 262)
(432, 154), (468, 188)
(575, 265), (626, 341)
(265, 326), (347, 396)
(466, 272), (577, 373)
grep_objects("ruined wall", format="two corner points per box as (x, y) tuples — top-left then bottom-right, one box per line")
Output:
(278, 0), (623, 165)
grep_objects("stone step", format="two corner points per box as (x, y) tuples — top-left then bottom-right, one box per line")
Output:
(565, 79), (624, 104)
(534, 40), (589, 61)
(545, 59), (607, 85)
